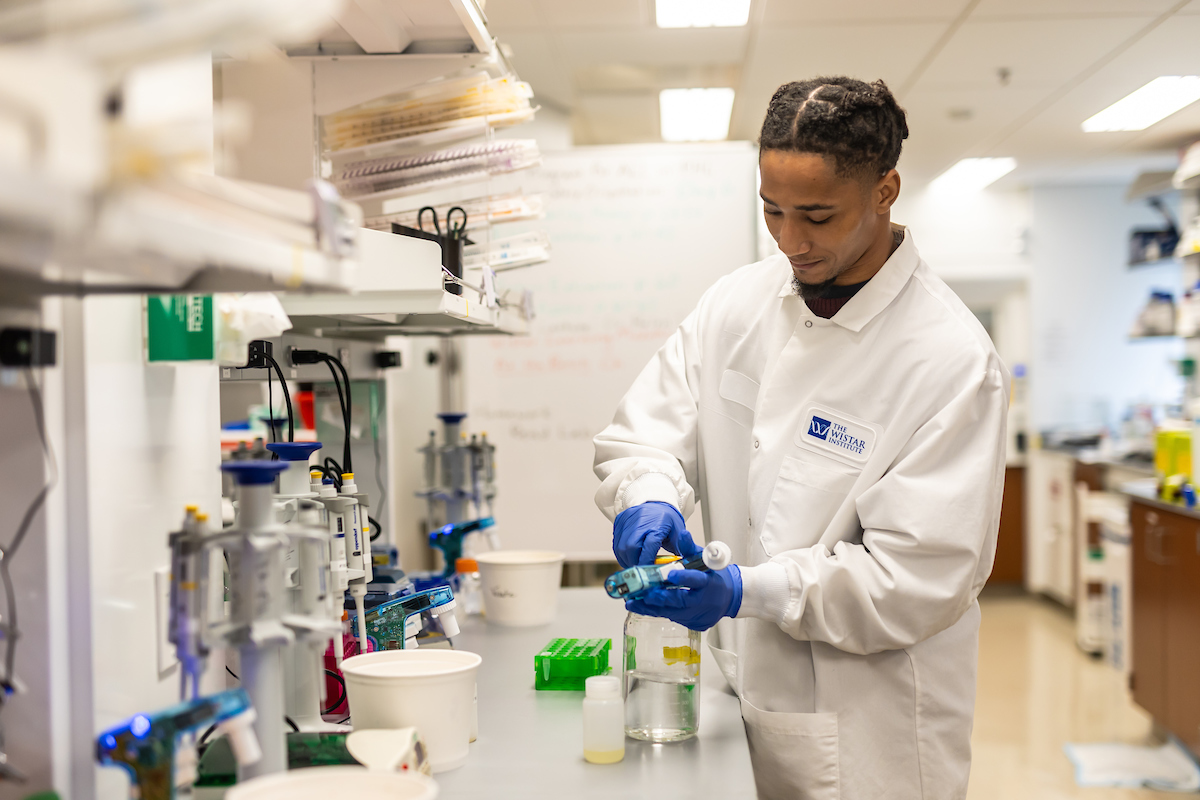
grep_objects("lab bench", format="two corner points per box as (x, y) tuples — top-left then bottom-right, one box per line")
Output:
(439, 587), (756, 798)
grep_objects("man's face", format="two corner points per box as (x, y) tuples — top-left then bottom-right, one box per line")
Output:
(759, 150), (898, 290)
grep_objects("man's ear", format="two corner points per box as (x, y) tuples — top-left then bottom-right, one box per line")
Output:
(876, 169), (901, 214)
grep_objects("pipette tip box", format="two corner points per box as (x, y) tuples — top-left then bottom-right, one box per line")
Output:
(534, 638), (612, 691)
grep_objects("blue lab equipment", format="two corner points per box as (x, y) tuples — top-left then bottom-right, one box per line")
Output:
(604, 541), (732, 601)
(429, 517), (495, 578)
(96, 688), (259, 800)
(348, 585), (460, 649)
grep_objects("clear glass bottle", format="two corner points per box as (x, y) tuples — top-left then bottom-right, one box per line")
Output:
(622, 612), (700, 742)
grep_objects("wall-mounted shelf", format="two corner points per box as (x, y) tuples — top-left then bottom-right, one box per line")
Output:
(278, 226), (529, 338)
(0, 173), (360, 301)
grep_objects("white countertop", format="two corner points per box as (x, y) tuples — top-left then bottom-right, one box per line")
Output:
(437, 587), (756, 798)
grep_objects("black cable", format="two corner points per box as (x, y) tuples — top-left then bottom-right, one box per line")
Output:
(322, 459), (344, 490)
(266, 363), (275, 444)
(285, 716), (299, 733)
(0, 367), (57, 696)
(226, 665), (239, 681)
(323, 669), (347, 715)
(262, 355), (294, 443)
(313, 464), (342, 490)
(318, 356), (352, 474)
(368, 516), (382, 542)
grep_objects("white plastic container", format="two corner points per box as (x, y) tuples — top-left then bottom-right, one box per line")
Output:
(474, 550), (565, 627)
(226, 766), (437, 800)
(340, 650), (482, 773)
(583, 675), (625, 764)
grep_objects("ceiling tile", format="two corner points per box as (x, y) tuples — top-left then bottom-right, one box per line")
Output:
(574, 93), (661, 144)
(556, 27), (749, 67)
(972, 0), (1178, 17)
(916, 17), (1154, 90)
(533, 0), (646, 28)
(760, 0), (968, 23)
(898, 85), (1054, 181)
(989, 13), (1200, 161)
(730, 22), (948, 139)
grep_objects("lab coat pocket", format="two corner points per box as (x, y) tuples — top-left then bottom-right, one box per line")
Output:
(741, 697), (839, 800)
(761, 456), (857, 556)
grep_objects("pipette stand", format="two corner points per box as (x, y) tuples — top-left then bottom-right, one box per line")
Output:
(211, 461), (340, 780)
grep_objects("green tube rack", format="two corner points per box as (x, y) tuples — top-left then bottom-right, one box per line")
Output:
(534, 638), (612, 691)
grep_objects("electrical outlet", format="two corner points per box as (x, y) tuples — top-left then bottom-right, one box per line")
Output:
(244, 339), (273, 369)
(154, 567), (179, 677)
(0, 327), (56, 367)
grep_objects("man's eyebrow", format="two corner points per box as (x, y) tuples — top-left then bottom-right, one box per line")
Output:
(760, 194), (835, 212)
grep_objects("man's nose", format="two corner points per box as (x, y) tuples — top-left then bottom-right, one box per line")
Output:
(778, 219), (812, 257)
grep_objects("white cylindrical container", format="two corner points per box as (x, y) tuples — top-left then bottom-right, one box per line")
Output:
(226, 766), (437, 800)
(583, 675), (625, 764)
(474, 550), (565, 627)
(340, 650), (481, 773)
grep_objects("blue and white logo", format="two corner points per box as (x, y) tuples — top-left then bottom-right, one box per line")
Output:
(797, 406), (878, 464)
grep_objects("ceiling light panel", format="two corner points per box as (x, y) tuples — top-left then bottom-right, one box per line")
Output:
(930, 157), (1017, 191)
(1082, 76), (1200, 132)
(660, 88), (736, 142)
(656, 0), (752, 28)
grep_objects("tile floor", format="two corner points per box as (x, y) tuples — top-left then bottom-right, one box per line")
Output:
(968, 591), (1162, 799)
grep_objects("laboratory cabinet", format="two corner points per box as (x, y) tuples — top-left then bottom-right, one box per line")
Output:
(1129, 499), (1200, 754)
(989, 466), (1026, 584)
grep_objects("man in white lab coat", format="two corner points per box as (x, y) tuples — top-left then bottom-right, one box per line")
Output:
(594, 76), (1009, 799)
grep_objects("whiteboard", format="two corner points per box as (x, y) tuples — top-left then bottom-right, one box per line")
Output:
(465, 142), (759, 560)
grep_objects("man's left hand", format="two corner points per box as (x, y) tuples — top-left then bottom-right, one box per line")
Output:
(624, 565), (742, 631)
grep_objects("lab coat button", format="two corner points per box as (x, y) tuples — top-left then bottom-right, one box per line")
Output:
(754, 439), (760, 448)
(748, 517), (752, 526)
(805, 320), (813, 328)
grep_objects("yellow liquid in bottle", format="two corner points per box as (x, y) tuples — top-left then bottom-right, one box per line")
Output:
(584, 748), (625, 765)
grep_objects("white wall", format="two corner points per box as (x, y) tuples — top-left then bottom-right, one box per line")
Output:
(1029, 184), (1183, 431)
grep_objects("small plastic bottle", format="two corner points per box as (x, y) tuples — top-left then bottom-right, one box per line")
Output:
(583, 675), (625, 764)
(455, 558), (483, 616)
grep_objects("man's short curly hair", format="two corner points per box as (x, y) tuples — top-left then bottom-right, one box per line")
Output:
(759, 76), (909, 180)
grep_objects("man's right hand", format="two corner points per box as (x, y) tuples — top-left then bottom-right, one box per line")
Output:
(612, 501), (700, 568)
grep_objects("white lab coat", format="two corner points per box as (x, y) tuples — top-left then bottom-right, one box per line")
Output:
(594, 230), (1009, 800)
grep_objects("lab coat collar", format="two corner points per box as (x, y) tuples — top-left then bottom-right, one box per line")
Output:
(776, 226), (920, 332)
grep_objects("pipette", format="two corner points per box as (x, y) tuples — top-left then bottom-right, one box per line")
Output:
(340, 472), (374, 655)
(96, 688), (260, 800)
(168, 506), (211, 700)
(604, 542), (732, 601)
(429, 517), (495, 578)
(349, 586), (459, 650)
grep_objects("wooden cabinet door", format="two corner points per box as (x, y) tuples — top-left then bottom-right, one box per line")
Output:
(989, 466), (1025, 585)
(1166, 514), (1200, 751)
(1131, 502), (1170, 722)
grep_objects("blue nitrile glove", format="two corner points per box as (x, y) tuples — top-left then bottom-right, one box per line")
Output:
(612, 501), (700, 568)
(624, 565), (742, 632)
